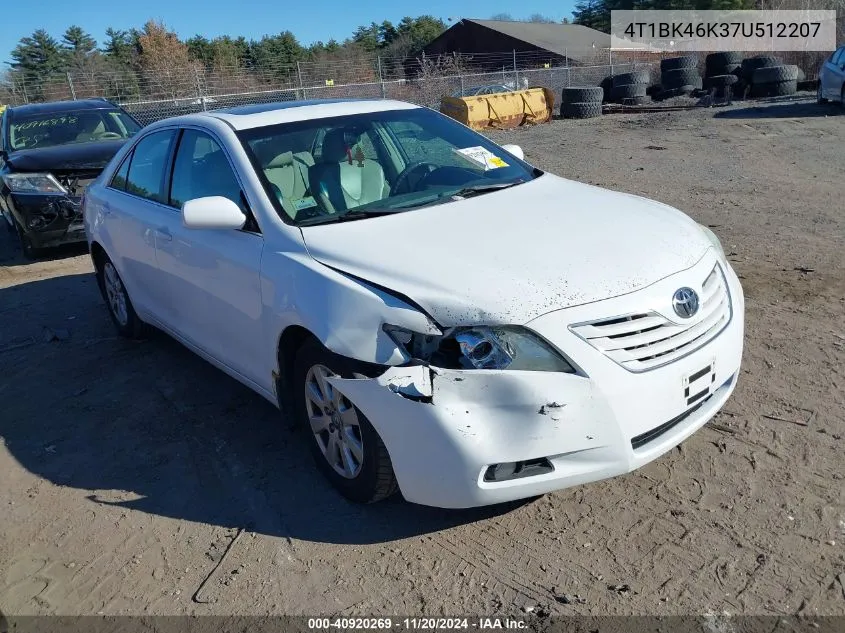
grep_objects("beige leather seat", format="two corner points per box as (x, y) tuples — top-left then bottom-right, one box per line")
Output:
(263, 150), (316, 218)
(309, 129), (388, 213)
(74, 113), (106, 142)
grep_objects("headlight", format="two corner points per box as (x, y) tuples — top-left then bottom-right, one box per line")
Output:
(3, 173), (66, 194)
(384, 324), (575, 373)
(699, 224), (726, 260)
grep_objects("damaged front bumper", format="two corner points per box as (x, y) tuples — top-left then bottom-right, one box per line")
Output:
(331, 355), (739, 509)
(327, 261), (745, 509)
(3, 192), (86, 247)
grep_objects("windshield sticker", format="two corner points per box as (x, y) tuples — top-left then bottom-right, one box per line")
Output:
(293, 196), (318, 211)
(454, 146), (509, 170)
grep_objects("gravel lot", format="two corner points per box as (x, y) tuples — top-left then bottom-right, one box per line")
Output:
(1, 96), (843, 618)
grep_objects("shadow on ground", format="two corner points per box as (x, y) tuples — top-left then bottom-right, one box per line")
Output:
(715, 100), (843, 120)
(0, 273), (522, 547)
(0, 224), (89, 267)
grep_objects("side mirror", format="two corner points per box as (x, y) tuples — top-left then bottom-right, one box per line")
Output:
(182, 196), (246, 230)
(501, 144), (524, 161)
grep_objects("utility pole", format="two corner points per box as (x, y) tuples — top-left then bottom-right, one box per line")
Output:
(377, 56), (386, 98)
(296, 62), (305, 100)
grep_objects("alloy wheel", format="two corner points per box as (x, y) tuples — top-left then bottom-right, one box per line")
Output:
(304, 364), (364, 479)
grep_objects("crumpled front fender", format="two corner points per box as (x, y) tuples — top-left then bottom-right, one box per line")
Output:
(327, 366), (626, 508)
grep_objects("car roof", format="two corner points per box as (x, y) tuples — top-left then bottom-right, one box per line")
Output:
(200, 98), (421, 130)
(7, 99), (119, 118)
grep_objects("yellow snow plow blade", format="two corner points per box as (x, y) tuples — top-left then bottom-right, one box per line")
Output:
(440, 87), (555, 130)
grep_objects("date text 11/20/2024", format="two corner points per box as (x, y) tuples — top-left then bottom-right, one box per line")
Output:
(307, 618), (529, 630)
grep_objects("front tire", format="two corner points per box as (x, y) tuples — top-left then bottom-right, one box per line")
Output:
(15, 221), (42, 260)
(292, 338), (398, 504)
(95, 253), (145, 339)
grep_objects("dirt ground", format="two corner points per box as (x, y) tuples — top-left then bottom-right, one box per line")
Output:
(1, 96), (843, 618)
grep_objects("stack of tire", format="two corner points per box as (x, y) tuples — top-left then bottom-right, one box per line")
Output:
(741, 55), (781, 92)
(703, 52), (742, 98)
(607, 70), (650, 105)
(750, 64), (800, 97)
(560, 86), (603, 119)
(657, 56), (702, 99)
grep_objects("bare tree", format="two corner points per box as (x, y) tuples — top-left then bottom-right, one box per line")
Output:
(404, 52), (473, 106)
(138, 20), (199, 100)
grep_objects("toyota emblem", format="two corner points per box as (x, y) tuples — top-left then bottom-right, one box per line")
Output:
(672, 287), (699, 319)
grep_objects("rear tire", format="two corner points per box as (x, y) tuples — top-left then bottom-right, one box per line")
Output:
(95, 252), (146, 339)
(293, 338), (399, 504)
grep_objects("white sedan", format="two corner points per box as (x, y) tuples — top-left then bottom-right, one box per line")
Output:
(818, 44), (845, 104)
(84, 98), (744, 509)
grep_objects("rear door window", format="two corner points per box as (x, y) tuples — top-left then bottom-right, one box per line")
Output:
(124, 130), (176, 203)
(110, 153), (132, 191)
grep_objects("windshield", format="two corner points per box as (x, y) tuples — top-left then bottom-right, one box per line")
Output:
(238, 107), (538, 226)
(9, 109), (141, 150)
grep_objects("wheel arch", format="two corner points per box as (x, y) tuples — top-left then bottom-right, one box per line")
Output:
(90, 240), (106, 267)
(89, 241), (108, 291)
(273, 322), (394, 418)
(274, 324), (317, 417)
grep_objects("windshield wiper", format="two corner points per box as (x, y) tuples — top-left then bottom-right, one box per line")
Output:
(448, 181), (524, 199)
(298, 208), (405, 226)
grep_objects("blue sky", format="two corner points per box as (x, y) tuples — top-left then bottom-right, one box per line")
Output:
(2, 0), (578, 65)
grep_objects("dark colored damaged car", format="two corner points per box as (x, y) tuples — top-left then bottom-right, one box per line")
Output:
(0, 99), (141, 259)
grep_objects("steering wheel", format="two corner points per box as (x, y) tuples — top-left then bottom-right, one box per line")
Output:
(94, 131), (123, 140)
(392, 161), (438, 195)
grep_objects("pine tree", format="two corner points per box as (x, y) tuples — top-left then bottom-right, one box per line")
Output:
(10, 29), (66, 98)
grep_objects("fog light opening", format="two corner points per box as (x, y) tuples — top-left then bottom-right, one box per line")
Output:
(484, 458), (553, 483)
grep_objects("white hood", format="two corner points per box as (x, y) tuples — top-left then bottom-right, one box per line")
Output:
(301, 174), (711, 326)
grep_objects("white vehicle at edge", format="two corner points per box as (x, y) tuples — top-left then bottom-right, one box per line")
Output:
(83, 98), (744, 509)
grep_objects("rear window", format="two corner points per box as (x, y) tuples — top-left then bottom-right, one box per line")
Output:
(9, 108), (140, 150)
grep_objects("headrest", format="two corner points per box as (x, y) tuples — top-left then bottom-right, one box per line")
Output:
(266, 150), (294, 169)
(321, 129), (350, 163)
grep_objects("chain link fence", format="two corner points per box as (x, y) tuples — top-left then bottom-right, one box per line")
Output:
(1, 48), (823, 125)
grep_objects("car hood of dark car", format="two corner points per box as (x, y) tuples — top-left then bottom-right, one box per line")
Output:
(5, 139), (128, 172)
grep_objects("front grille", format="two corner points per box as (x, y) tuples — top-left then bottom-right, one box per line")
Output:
(570, 264), (731, 372)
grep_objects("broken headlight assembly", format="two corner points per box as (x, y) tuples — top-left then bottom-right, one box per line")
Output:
(3, 173), (67, 194)
(384, 324), (576, 373)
